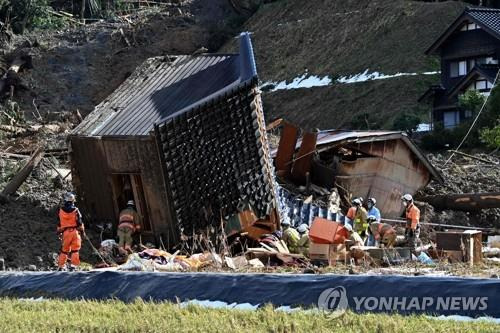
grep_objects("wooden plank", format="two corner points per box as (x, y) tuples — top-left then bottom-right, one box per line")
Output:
(1, 147), (44, 196)
(291, 131), (318, 184)
(274, 122), (298, 177)
(0, 151), (29, 159)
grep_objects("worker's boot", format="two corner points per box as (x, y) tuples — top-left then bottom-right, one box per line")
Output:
(68, 265), (77, 272)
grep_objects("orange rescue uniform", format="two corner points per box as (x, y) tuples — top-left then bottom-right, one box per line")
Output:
(57, 208), (84, 268)
(405, 203), (420, 230)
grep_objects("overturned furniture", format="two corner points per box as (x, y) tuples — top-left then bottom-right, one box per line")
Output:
(273, 126), (444, 218)
(436, 230), (482, 266)
(69, 33), (277, 245)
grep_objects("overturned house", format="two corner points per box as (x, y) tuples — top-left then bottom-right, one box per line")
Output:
(273, 124), (443, 219)
(69, 33), (277, 244)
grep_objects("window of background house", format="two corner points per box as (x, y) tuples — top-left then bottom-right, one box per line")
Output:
(450, 61), (467, 77)
(443, 111), (460, 128)
(460, 22), (480, 31)
(476, 80), (487, 90)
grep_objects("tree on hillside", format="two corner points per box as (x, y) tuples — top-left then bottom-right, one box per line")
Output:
(391, 111), (421, 136)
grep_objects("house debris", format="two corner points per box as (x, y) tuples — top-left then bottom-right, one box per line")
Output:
(272, 122), (444, 220)
(69, 32), (278, 246)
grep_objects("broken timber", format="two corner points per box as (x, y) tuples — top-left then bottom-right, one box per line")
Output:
(1, 147), (44, 196)
(418, 192), (500, 211)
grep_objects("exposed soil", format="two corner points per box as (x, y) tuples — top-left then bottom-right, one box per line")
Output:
(9, 0), (242, 119)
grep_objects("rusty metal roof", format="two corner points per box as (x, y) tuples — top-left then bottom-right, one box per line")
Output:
(272, 130), (444, 183)
(73, 32), (257, 137)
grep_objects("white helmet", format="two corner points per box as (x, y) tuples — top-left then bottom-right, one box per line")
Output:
(64, 192), (76, 202)
(127, 200), (135, 206)
(401, 194), (413, 202)
(352, 198), (361, 206)
(344, 223), (353, 232)
(297, 224), (309, 233)
(368, 198), (376, 205)
(281, 220), (291, 227)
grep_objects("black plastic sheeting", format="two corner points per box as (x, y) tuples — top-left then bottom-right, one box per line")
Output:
(0, 272), (499, 317)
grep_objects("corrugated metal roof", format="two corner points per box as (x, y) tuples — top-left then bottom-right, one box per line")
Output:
(73, 32), (257, 137)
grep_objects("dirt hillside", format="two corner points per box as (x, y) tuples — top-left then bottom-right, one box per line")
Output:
(223, 0), (465, 130)
(12, 0), (241, 118)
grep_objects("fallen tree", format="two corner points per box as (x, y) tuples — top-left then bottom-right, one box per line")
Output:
(1, 146), (44, 196)
(418, 192), (500, 211)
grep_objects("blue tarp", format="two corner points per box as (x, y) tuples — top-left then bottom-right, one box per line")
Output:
(1, 272), (499, 317)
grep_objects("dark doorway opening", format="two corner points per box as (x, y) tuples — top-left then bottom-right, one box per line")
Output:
(110, 174), (153, 234)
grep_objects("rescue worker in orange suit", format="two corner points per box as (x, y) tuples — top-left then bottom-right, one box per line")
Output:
(57, 192), (84, 271)
(117, 200), (141, 254)
(368, 220), (397, 248)
(402, 194), (420, 249)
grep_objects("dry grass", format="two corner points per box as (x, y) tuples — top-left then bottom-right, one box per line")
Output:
(0, 298), (497, 333)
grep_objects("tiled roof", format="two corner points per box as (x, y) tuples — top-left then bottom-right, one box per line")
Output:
(425, 7), (500, 55)
(467, 7), (500, 37)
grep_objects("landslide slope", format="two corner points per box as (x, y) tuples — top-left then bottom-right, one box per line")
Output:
(229, 0), (466, 130)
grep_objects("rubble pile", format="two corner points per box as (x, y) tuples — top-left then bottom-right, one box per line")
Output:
(0, 123), (100, 270)
(419, 152), (500, 228)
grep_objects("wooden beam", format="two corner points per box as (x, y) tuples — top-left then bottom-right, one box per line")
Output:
(418, 192), (500, 211)
(447, 150), (499, 165)
(0, 151), (29, 159)
(1, 147), (44, 196)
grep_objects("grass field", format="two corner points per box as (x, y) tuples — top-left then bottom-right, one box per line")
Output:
(0, 298), (498, 332)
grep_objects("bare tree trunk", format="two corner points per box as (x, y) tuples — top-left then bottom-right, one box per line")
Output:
(419, 192), (500, 211)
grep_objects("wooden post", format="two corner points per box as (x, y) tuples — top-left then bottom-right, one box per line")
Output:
(81, 0), (86, 23)
(1, 147), (44, 196)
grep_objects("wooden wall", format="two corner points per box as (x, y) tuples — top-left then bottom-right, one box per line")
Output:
(70, 135), (178, 245)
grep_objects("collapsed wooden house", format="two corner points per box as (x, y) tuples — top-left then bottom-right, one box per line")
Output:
(70, 33), (277, 244)
(273, 125), (444, 218)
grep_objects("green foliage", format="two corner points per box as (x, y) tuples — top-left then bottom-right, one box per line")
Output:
(0, 100), (24, 125)
(423, 87), (500, 151)
(391, 111), (422, 135)
(421, 121), (480, 151)
(458, 89), (485, 114)
(480, 123), (500, 149)
(0, 0), (66, 33)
